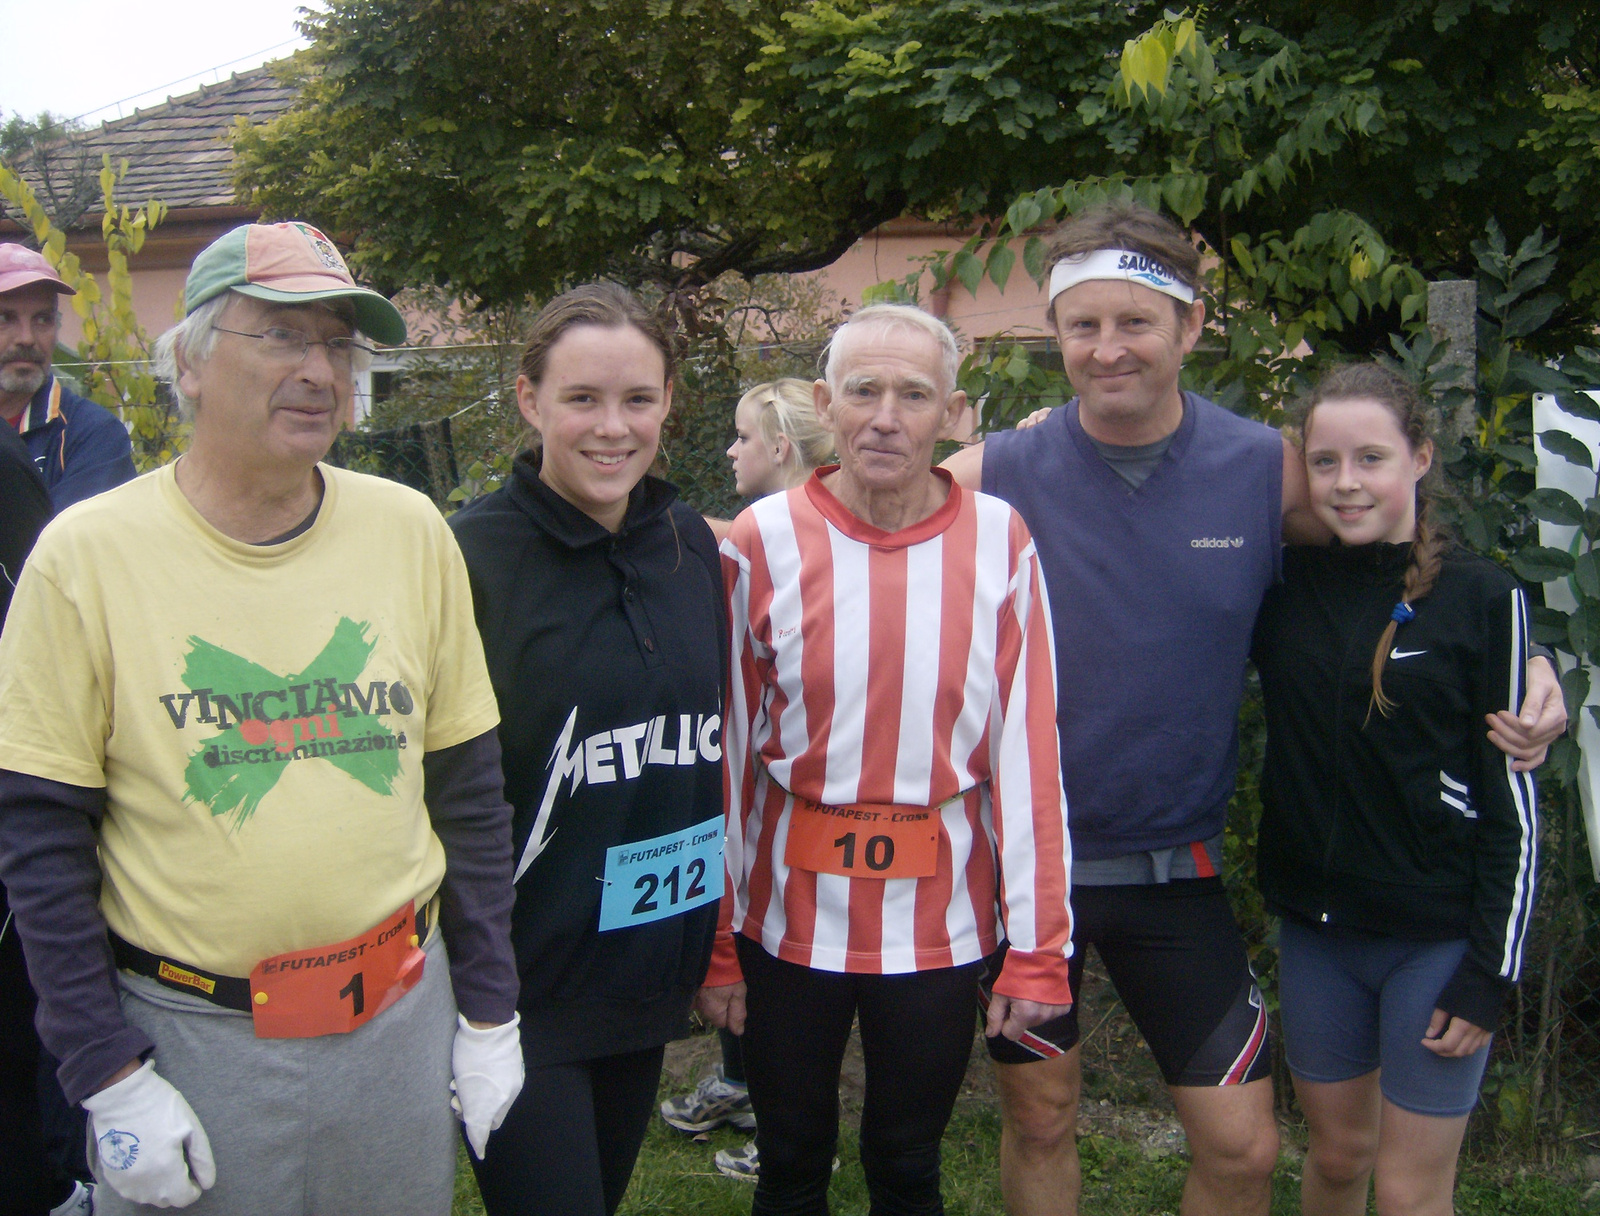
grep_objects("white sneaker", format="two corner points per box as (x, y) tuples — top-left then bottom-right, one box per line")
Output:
(714, 1141), (760, 1181)
(660, 1065), (756, 1132)
(48, 1180), (94, 1216)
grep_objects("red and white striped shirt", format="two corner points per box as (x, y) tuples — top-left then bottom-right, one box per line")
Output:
(705, 470), (1074, 1004)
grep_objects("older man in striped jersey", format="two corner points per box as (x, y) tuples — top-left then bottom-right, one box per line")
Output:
(696, 304), (1073, 1216)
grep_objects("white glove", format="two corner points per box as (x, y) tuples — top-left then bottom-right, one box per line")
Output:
(450, 1012), (524, 1160)
(81, 1060), (216, 1207)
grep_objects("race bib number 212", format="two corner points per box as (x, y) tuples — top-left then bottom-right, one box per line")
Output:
(598, 816), (725, 932)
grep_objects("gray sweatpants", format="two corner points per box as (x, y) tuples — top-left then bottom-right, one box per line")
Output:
(92, 930), (458, 1216)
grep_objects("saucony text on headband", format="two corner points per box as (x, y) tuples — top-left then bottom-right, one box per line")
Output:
(1047, 248), (1197, 307)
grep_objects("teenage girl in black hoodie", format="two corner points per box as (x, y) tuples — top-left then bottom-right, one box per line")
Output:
(1251, 363), (1538, 1216)
(450, 285), (726, 1215)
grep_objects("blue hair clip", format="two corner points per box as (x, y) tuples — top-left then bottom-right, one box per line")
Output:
(1391, 602), (1416, 624)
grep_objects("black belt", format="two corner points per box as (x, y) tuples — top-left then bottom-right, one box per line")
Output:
(110, 902), (434, 1013)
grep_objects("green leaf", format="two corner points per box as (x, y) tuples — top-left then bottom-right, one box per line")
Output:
(1567, 602), (1600, 656)
(1230, 236), (1257, 279)
(986, 243), (1016, 293)
(1512, 547), (1576, 582)
(1022, 236), (1048, 284)
(1500, 292), (1561, 341)
(952, 249), (984, 297)
(1553, 392), (1600, 423)
(1493, 443), (1537, 470)
(1539, 429), (1594, 469)
(1561, 666), (1591, 716)
(1532, 605), (1571, 646)
(1524, 487), (1586, 527)
(1502, 353), (1570, 394)
(1578, 551), (1600, 599)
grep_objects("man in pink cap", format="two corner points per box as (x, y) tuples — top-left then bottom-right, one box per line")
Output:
(0, 244), (136, 510)
(0, 222), (524, 1213)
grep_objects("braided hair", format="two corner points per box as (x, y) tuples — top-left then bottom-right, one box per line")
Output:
(1294, 363), (1448, 721)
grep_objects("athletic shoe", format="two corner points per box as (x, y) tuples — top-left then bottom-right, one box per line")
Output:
(715, 1141), (760, 1181)
(716, 1142), (836, 1181)
(48, 1181), (94, 1216)
(660, 1065), (757, 1132)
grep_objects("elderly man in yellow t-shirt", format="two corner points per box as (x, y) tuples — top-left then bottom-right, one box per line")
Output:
(0, 224), (523, 1214)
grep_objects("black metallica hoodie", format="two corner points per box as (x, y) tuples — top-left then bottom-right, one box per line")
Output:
(450, 452), (727, 1064)
(1251, 541), (1537, 1031)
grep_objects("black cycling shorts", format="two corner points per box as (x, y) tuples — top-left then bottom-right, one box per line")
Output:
(982, 877), (1271, 1087)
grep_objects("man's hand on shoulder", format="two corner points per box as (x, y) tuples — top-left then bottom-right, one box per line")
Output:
(1487, 654), (1567, 770)
(940, 440), (985, 490)
(1280, 432), (1333, 544)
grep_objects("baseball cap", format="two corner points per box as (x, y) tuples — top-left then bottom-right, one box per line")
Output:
(0, 244), (76, 297)
(183, 222), (407, 346)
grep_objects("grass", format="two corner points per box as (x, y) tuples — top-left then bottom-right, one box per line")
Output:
(450, 1099), (1597, 1215)
(451, 967), (1595, 1215)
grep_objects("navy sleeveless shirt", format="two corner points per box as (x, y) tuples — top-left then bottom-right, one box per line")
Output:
(983, 393), (1282, 859)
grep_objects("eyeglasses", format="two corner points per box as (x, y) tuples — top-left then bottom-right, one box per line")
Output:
(213, 325), (374, 368)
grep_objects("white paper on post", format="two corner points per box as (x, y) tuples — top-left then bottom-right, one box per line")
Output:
(1533, 391), (1600, 880)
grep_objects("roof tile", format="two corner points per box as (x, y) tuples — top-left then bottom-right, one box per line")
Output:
(9, 64), (298, 218)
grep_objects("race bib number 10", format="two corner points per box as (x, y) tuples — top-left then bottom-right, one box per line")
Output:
(784, 797), (941, 880)
(599, 815), (725, 932)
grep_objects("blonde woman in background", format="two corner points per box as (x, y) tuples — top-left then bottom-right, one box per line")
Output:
(706, 379), (836, 544)
(661, 378), (833, 1180)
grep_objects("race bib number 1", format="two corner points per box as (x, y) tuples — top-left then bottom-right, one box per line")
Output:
(599, 815), (725, 932)
(249, 901), (426, 1039)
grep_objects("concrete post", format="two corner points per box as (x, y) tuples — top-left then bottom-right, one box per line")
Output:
(1428, 279), (1477, 442)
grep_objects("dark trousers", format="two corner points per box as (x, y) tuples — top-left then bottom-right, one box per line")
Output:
(0, 894), (88, 1216)
(470, 1043), (665, 1216)
(736, 937), (981, 1216)
(718, 1026), (746, 1085)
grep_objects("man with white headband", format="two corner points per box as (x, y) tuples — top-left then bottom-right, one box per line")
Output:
(943, 201), (1566, 1216)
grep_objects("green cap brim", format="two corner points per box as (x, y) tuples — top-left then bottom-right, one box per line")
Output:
(231, 283), (408, 347)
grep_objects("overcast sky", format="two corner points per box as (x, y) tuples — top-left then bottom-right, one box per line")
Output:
(4, 1), (316, 125)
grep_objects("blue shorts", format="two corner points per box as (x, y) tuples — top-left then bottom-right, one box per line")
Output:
(1277, 918), (1490, 1117)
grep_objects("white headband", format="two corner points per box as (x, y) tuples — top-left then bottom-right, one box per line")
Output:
(1047, 248), (1196, 306)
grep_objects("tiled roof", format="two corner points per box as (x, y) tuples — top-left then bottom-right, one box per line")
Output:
(9, 64), (299, 217)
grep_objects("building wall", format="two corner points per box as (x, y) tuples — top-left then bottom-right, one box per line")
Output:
(804, 221), (1051, 344)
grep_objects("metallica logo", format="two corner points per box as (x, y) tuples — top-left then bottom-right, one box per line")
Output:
(515, 707), (722, 881)
(166, 618), (410, 829)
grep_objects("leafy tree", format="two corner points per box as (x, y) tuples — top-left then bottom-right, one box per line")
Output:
(0, 156), (178, 467)
(757, 0), (1600, 351)
(0, 111), (99, 231)
(233, 0), (902, 309)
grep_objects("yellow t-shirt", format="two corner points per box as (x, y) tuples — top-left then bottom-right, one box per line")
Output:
(0, 463), (500, 975)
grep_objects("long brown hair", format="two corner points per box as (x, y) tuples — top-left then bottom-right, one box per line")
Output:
(1295, 362), (1447, 721)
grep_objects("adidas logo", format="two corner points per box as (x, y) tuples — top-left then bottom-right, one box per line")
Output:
(1190, 537), (1245, 549)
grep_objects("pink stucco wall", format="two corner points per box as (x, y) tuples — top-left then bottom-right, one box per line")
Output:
(806, 221), (1051, 344)
(49, 218), (1051, 358)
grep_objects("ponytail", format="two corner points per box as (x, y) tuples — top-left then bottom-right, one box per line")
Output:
(1366, 500), (1449, 722)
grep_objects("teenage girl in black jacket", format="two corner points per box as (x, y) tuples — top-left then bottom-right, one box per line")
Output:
(450, 284), (726, 1216)
(1251, 364), (1537, 1216)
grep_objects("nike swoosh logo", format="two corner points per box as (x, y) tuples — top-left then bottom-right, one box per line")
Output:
(1390, 648), (1427, 660)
